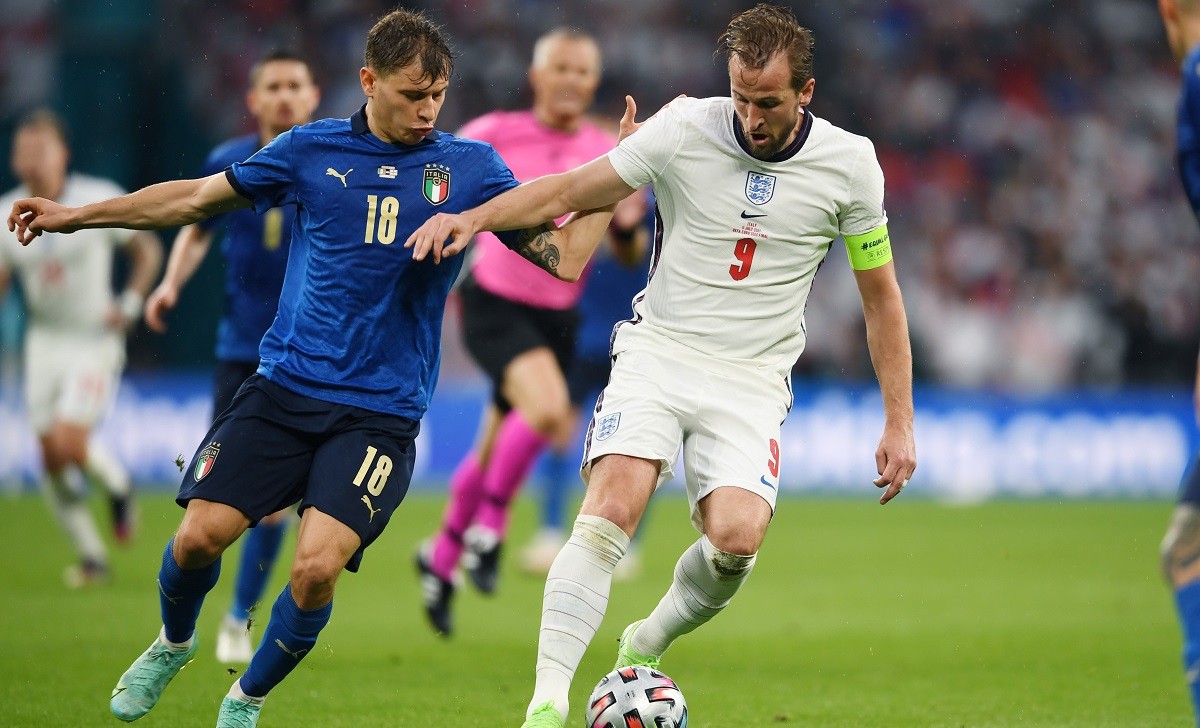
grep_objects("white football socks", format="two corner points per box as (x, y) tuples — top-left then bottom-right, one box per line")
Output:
(40, 469), (106, 565)
(632, 535), (756, 657)
(83, 440), (131, 498)
(228, 676), (266, 706)
(528, 514), (629, 720)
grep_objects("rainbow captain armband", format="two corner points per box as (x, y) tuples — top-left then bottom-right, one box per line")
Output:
(843, 224), (892, 271)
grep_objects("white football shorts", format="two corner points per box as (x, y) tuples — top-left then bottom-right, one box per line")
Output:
(24, 328), (124, 434)
(580, 345), (792, 531)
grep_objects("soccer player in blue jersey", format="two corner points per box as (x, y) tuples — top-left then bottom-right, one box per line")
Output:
(1160, 2), (1200, 723)
(143, 49), (320, 665)
(8, 9), (624, 727)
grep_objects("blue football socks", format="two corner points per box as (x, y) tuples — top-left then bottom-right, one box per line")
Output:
(1177, 581), (1200, 723)
(239, 584), (332, 698)
(158, 538), (221, 644)
(231, 520), (287, 621)
(539, 450), (572, 532)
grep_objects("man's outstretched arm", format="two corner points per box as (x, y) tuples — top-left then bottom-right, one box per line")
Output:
(8, 172), (249, 245)
(854, 261), (916, 505)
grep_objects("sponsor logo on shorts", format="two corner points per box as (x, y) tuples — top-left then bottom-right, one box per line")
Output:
(193, 442), (220, 482)
(759, 475), (777, 491)
(595, 412), (621, 441)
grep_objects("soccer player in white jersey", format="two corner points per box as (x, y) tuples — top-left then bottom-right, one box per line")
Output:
(405, 5), (916, 726)
(0, 109), (162, 588)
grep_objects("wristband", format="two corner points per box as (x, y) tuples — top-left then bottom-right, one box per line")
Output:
(118, 289), (144, 324)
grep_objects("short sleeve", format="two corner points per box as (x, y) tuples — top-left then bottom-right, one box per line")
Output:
(227, 130), (297, 213)
(839, 141), (888, 237)
(607, 99), (688, 190)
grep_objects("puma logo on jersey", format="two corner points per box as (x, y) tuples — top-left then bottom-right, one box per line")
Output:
(326, 167), (353, 187)
(361, 494), (382, 523)
(274, 639), (310, 660)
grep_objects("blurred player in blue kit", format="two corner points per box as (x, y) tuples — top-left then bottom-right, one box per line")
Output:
(143, 49), (320, 665)
(8, 9), (625, 726)
(1159, 1), (1200, 724)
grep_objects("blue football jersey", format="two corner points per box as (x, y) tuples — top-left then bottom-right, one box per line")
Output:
(198, 134), (295, 363)
(226, 106), (521, 418)
(1178, 44), (1200, 217)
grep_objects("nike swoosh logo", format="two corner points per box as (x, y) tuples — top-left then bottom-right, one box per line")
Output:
(759, 475), (777, 490)
(111, 686), (127, 698)
(740, 211), (767, 219)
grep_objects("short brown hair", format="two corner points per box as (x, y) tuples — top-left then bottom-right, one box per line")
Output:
(717, 4), (814, 90)
(15, 108), (69, 145)
(249, 48), (314, 88)
(364, 8), (454, 83)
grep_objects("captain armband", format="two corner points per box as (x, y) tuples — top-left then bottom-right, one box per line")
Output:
(843, 224), (892, 271)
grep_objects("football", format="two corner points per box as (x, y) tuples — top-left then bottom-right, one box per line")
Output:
(584, 665), (688, 728)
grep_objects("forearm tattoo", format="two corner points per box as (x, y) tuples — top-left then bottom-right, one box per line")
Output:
(513, 223), (562, 277)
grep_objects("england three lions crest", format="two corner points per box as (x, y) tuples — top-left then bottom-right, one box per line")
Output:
(423, 164), (451, 205)
(745, 171), (776, 206)
(595, 412), (621, 442)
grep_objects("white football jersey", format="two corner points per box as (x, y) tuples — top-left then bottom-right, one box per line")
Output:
(0, 174), (135, 334)
(607, 96), (887, 376)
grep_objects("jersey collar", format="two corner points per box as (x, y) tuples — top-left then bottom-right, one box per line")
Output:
(732, 108), (812, 163)
(351, 104), (442, 145)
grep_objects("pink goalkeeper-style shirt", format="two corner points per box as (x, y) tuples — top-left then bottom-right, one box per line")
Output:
(460, 110), (617, 310)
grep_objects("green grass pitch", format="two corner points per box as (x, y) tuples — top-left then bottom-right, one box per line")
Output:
(0, 492), (1188, 726)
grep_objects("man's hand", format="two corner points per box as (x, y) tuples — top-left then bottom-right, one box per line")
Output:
(102, 290), (144, 332)
(873, 423), (916, 505)
(7, 197), (77, 244)
(144, 282), (179, 333)
(618, 95), (640, 142)
(404, 212), (480, 264)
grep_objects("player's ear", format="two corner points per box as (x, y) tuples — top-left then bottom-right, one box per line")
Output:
(1161, 0), (1179, 22)
(360, 67), (376, 97)
(799, 78), (815, 107)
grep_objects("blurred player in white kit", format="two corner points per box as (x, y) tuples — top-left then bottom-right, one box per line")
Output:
(0, 109), (162, 587)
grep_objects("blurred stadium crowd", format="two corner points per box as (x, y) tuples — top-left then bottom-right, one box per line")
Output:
(0, 0), (1195, 391)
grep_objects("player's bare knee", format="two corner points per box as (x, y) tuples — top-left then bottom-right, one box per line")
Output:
(40, 435), (72, 472)
(288, 556), (339, 608)
(522, 400), (572, 439)
(45, 426), (88, 467)
(172, 523), (229, 567)
(583, 497), (641, 535)
(704, 513), (767, 556)
(39, 446), (67, 474)
(1162, 505), (1200, 585)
